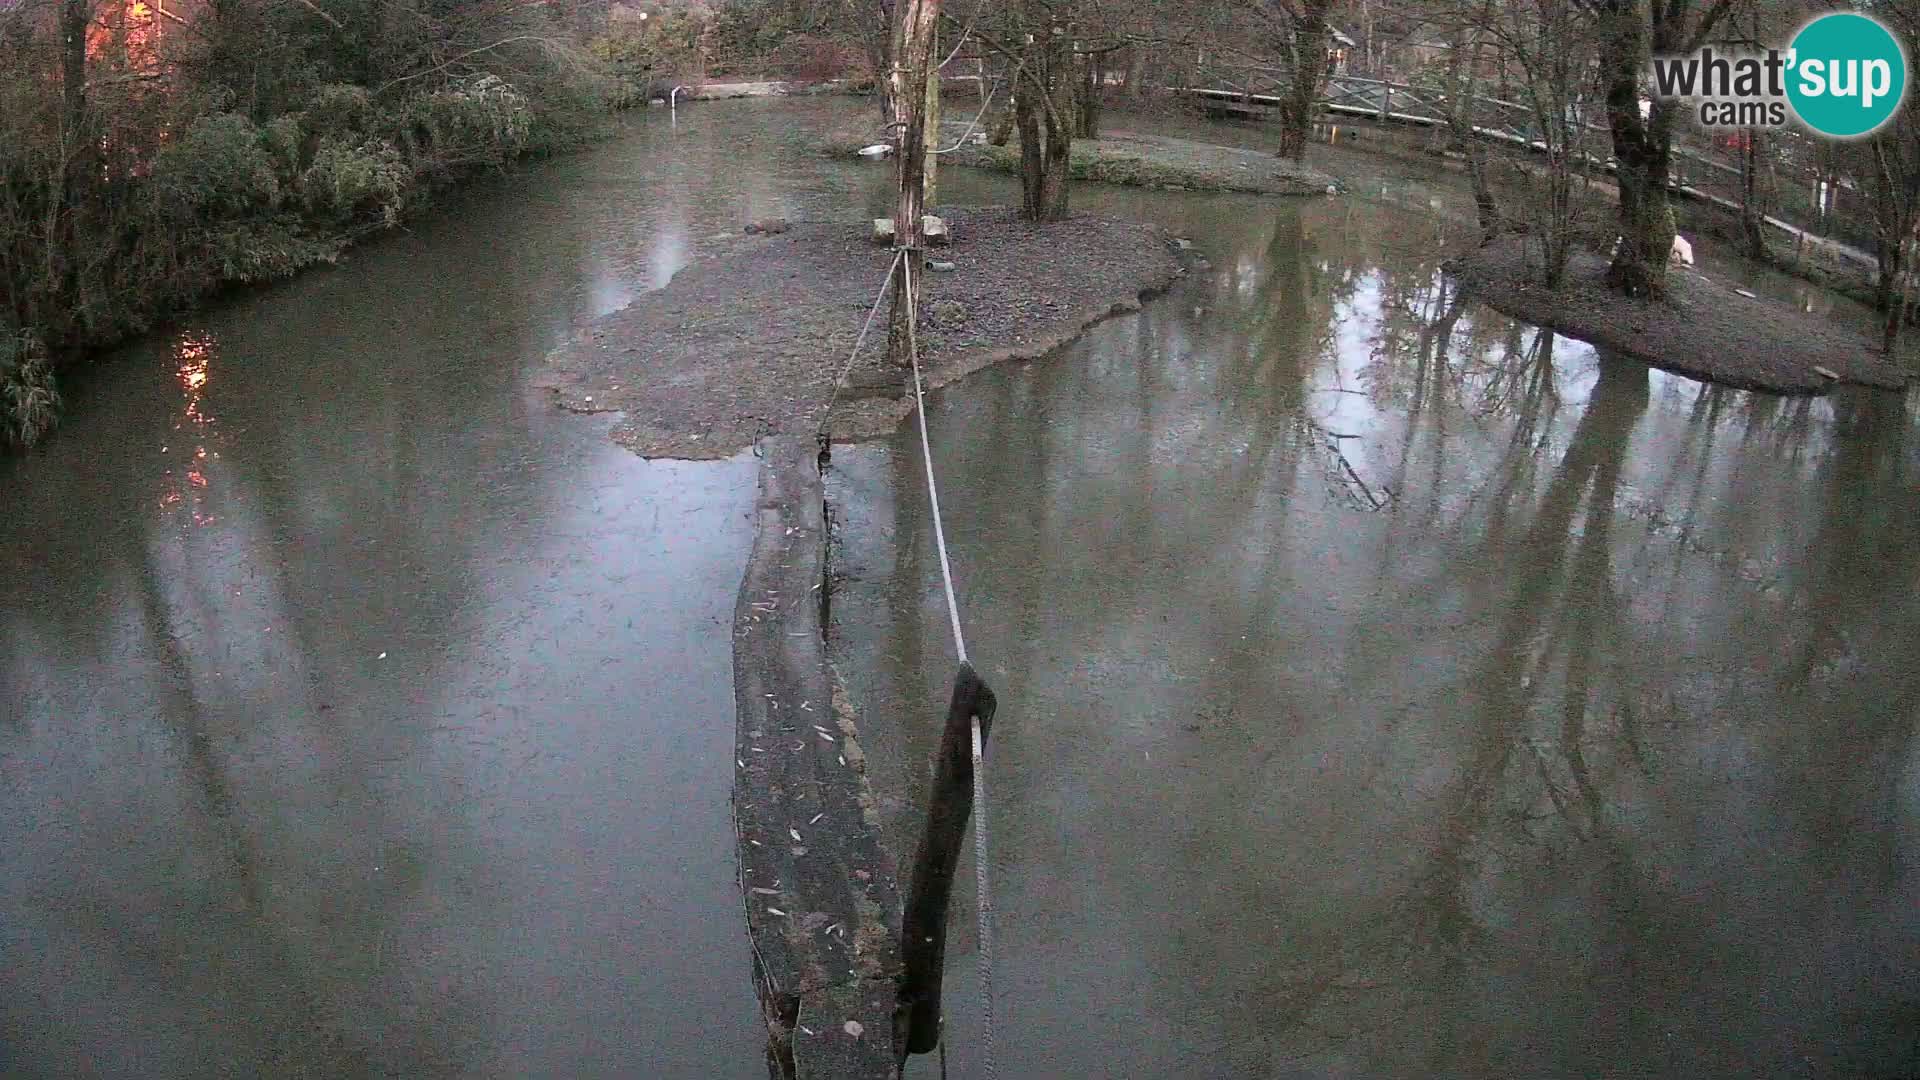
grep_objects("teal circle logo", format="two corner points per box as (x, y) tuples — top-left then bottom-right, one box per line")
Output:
(1787, 13), (1907, 138)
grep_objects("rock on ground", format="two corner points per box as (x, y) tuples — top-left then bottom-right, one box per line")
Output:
(1448, 239), (1909, 394)
(535, 208), (1185, 459)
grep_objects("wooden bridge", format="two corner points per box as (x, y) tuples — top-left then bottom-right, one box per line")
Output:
(1175, 66), (1876, 272)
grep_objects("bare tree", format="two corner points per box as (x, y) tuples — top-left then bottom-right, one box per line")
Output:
(1591, 0), (1741, 299)
(1490, 0), (1603, 287)
(1436, 0), (1503, 244)
(967, 1), (1080, 220)
(1863, 1), (1920, 351)
(1014, 18), (1074, 219)
(1258, 0), (1337, 160)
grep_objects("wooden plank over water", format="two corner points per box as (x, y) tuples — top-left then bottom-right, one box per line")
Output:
(732, 435), (901, 1080)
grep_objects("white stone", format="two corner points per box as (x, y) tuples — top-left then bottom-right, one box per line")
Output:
(871, 215), (951, 246)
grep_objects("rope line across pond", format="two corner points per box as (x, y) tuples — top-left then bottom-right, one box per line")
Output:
(901, 252), (998, 1080)
(822, 243), (998, 1078)
(817, 249), (906, 446)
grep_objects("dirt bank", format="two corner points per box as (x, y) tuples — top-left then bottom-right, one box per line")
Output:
(536, 208), (1186, 458)
(1448, 239), (1909, 394)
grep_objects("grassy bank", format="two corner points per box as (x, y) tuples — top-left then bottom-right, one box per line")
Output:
(0, 0), (896, 452)
(939, 129), (1337, 196)
(819, 114), (1337, 196)
(0, 0), (624, 450)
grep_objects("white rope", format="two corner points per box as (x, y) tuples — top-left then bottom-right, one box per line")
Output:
(936, 0), (983, 73)
(818, 250), (906, 440)
(968, 712), (995, 1080)
(901, 256), (969, 667)
(901, 254), (994, 1078)
(934, 78), (1000, 155)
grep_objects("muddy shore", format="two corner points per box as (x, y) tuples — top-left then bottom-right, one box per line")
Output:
(1449, 239), (1909, 393)
(536, 208), (1186, 459)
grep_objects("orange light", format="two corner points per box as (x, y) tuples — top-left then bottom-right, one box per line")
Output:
(160, 331), (220, 527)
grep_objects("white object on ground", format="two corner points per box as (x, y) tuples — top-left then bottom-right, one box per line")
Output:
(858, 144), (893, 158)
(1607, 234), (1698, 268)
(871, 215), (950, 245)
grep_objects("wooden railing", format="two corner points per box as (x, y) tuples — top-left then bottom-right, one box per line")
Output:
(1176, 66), (1877, 271)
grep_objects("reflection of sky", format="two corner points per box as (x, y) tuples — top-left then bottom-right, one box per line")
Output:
(1322, 271), (1385, 435)
(586, 250), (637, 317)
(833, 178), (1920, 1079)
(648, 223), (688, 289)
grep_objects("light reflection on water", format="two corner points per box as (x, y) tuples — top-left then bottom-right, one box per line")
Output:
(158, 329), (220, 526)
(2, 95), (1912, 1079)
(0, 99), (889, 1080)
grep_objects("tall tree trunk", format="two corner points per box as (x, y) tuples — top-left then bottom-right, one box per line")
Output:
(1740, 131), (1769, 261)
(1444, 1), (1499, 244)
(988, 90), (1015, 145)
(1869, 141), (1913, 353)
(1077, 52), (1101, 139)
(1038, 29), (1072, 219)
(62, 0), (88, 133)
(1597, 1), (1672, 299)
(58, 0), (91, 326)
(1014, 52), (1044, 218)
(1038, 112), (1070, 219)
(1013, 24), (1072, 221)
(924, 31), (940, 207)
(1610, 150), (1675, 297)
(1125, 45), (1147, 101)
(1881, 240), (1904, 353)
(1275, 0), (1332, 162)
(888, 0), (938, 365)
(882, 0), (906, 123)
(1874, 239), (1897, 316)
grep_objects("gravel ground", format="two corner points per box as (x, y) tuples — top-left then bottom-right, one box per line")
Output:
(1449, 239), (1910, 393)
(535, 209), (1185, 459)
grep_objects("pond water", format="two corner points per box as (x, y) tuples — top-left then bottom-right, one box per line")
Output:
(0, 98), (890, 1079)
(5, 95), (1916, 1078)
(831, 122), (1920, 1078)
